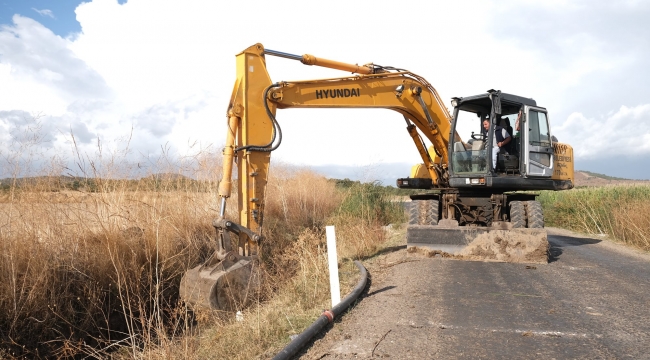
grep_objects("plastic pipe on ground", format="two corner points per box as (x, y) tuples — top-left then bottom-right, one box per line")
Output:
(272, 260), (368, 360)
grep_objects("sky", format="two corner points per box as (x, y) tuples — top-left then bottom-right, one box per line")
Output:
(0, 0), (649, 182)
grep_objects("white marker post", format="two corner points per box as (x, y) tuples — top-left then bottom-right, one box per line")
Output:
(326, 225), (341, 307)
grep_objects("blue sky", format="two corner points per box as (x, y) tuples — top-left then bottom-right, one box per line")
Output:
(2, 1), (80, 37)
(0, 1), (127, 37)
(0, 0), (649, 182)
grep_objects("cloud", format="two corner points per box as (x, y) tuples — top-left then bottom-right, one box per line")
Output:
(490, 1), (650, 118)
(0, 15), (112, 113)
(1, 0), (649, 180)
(0, 110), (57, 148)
(554, 104), (650, 159)
(31, 8), (55, 19)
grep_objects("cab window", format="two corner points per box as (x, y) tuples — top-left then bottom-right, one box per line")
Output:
(528, 111), (551, 146)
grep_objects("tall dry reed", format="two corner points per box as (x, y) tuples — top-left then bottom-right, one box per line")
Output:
(0, 136), (228, 358)
(0, 116), (402, 358)
(131, 169), (399, 360)
(540, 185), (650, 251)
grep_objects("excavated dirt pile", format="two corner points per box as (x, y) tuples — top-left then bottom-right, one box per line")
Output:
(459, 229), (549, 263)
(409, 229), (549, 264)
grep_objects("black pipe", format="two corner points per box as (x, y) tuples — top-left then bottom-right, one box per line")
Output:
(272, 260), (368, 360)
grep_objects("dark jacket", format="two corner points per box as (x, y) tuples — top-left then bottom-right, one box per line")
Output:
(494, 125), (508, 143)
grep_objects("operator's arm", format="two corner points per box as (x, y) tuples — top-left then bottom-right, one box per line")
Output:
(498, 129), (511, 148)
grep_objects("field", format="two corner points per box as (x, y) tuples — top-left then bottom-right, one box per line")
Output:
(0, 166), (406, 359)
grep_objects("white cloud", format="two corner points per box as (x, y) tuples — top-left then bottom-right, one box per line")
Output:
(0, 0), (649, 179)
(31, 8), (55, 19)
(0, 16), (111, 115)
(554, 104), (650, 159)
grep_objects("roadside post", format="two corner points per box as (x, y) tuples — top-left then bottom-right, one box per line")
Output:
(326, 225), (341, 307)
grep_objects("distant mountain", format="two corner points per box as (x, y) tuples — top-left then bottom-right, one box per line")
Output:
(574, 170), (648, 187)
(309, 163), (413, 187)
(147, 173), (193, 181)
(0, 175), (79, 187)
(576, 170), (628, 181)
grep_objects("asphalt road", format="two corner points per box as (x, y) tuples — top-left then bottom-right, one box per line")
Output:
(302, 228), (650, 359)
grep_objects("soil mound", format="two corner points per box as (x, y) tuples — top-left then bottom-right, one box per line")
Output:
(459, 229), (549, 263)
(408, 229), (549, 264)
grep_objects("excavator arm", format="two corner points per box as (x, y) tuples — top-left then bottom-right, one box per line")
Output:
(223, 43), (454, 243)
(180, 43), (457, 310)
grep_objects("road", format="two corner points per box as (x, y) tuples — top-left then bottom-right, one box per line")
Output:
(302, 228), (650, 359)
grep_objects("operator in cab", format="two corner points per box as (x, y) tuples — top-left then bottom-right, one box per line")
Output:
(483, 118), (511, 171)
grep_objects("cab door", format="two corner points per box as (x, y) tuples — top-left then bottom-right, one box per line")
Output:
(523, 106), (554, 177)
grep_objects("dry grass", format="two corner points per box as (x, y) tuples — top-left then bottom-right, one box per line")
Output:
(0, 157), (399, 358)
(0, 178), (222, 358)
(0, 116), (403, 358)
(540, 185), (650, 251)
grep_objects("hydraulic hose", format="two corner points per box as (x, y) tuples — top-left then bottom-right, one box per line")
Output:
(272, 260), (368, 360)
(235, 83), (283, 153)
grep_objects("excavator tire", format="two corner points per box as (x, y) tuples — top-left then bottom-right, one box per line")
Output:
(414, 200), (439, 225)
(408, 202), (419, 225)
(509, 201), (526, 228)
(526, 200), (544, 228)
(424, 200), (439, 225)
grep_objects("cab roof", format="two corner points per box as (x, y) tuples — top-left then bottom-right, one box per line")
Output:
(455, 91), (541, 115)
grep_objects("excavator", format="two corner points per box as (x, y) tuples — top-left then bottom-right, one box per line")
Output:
(179, 43), (575, 311)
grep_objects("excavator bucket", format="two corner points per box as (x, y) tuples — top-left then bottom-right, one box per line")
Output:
(179, 255), (259, 311)
(179, 226), (260, 311)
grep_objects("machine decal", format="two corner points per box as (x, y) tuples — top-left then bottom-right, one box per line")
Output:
(315, 88), (361, 99)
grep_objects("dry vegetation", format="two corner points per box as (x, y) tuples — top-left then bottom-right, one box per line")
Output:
(9, 116), (647, 359)
(0, 155), (405, 358)
(540, 185), (650, 251)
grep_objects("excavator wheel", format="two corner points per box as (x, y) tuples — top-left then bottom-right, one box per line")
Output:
(509, 201), (526, 228)
(525, 200), (544, 228)
(409, 200), (439, 226)
(408, 202), (419, 225)
(421, 200), (439, 225)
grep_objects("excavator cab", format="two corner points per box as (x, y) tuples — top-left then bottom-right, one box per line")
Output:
(446, 91), (560, 190)
(404, 90), (573, 255)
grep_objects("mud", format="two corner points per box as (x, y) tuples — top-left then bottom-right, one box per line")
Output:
(409, 229), (549, 264)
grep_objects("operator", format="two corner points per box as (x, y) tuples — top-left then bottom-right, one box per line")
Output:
(483, 118), (511, 170)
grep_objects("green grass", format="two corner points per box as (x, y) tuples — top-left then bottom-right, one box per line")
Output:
(334, 180), (407, 225)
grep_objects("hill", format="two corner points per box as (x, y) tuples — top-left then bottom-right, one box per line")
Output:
(574, 170), (649, 187)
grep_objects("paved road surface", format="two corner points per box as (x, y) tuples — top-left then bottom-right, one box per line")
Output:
(303, 228), (650, 359)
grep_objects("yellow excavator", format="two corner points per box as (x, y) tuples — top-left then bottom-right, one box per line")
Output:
(179, 43), (575, 311)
